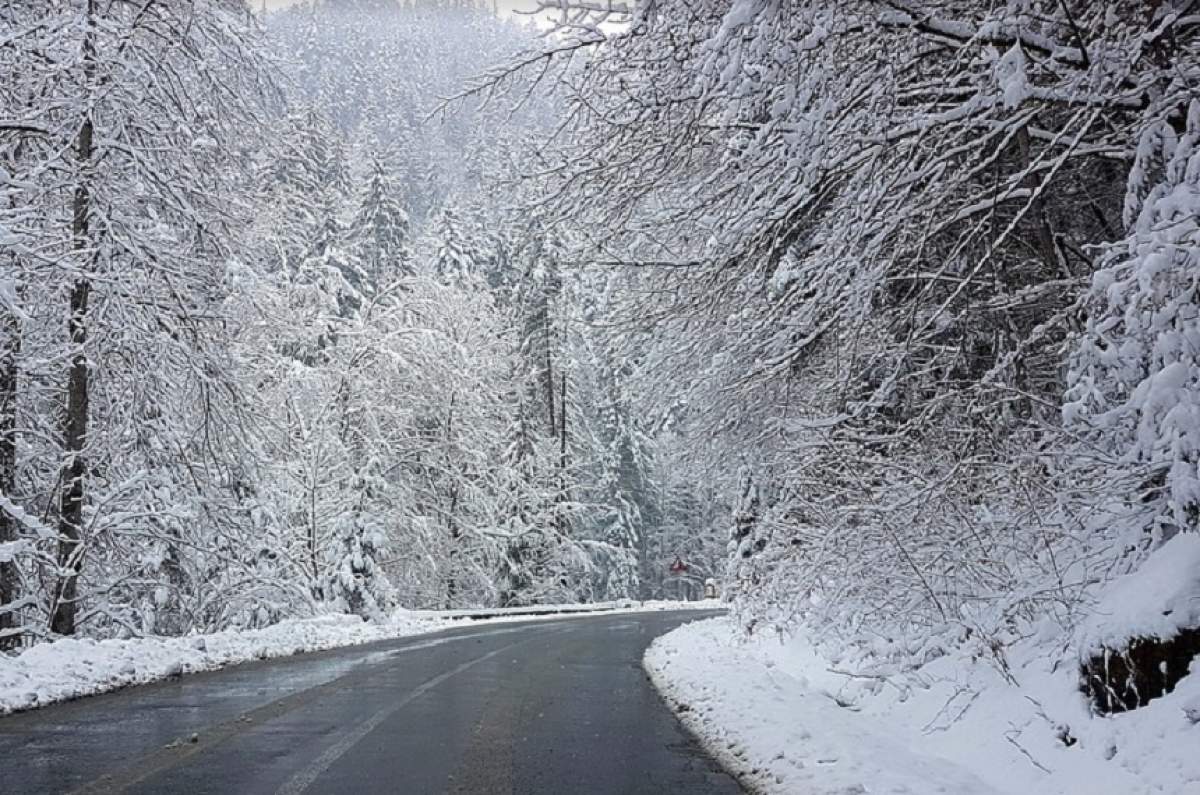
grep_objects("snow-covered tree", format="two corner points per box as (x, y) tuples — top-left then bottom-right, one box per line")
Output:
(1065, 100), (1200, 549)
(481, 0), (1200, 660)
(0, 0), (279, 637)
(327, 470), (394, 621)
(351, 150), (414, 285)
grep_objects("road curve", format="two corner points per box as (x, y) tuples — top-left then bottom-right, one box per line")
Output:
(0, 611), (741, 794)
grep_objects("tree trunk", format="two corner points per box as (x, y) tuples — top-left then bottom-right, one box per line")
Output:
(50, 3), (96, 636)
(0, 304), (19, 649)
(308, 452), (321, 601)
(443, 394), (459, 609)
(51, 284), (92, 636)
(556, 373), (567, 533)
(544, 343), (556, 433)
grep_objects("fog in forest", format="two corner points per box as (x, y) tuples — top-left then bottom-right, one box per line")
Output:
(2, 3), (1198, 790)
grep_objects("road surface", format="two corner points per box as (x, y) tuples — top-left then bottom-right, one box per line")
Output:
(0, 611), (741, 794)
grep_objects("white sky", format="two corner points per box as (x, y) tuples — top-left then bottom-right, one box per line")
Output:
(262, 0), (545, 20)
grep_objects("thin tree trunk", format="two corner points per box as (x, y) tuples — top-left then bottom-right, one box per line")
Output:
(0, 304), (19, 649)
(445, 481), (460, 609)
(1015, 126), (1066, 279)
(558, 374), (567, 474)
(544, 343), (555, 433)
(556, 373), (567, 533)
(444, 394), (459, 608)
(50, 1), (97, 636)
(51, 284), (92, 636)
(51, 280), (92, 636)
(309, 451), (321, 600)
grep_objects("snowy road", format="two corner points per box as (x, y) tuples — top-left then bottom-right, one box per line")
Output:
(0, 611), (740, 794)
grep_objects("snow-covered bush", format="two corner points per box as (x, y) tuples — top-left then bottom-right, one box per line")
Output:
(484, 0), (1200, 686)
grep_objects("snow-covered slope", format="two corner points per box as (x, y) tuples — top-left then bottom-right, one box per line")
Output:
(646, 617), (1200, 794)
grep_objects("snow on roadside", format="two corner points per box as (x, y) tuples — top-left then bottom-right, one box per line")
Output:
(646, 618), (1001, 794)
(0, 610), (452, 715)
(410, 598), (723, 620)
(0, 600), (721, 716)
(645, 617), (1200, 795)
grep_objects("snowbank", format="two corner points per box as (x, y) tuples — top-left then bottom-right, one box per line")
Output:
(1078, 533), (1200, 653)
(412, 598), (723, 621)
(0, 611), (452, 715)
(645, 617), (1200, 794)
(0, 600), (721, 716)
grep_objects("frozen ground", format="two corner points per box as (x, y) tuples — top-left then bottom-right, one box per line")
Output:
(0, 599), (720, 715)
(646, 615), (1200, 795)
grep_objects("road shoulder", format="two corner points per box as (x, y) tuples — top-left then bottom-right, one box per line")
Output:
(644, 617), (1004, 794)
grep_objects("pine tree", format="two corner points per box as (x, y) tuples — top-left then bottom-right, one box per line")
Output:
(351, 150), (413, 286)
(327, 472), (394, 621)
(430, 205), (481, 284)
(583, 281), (659, 601)
(267, 108), (354, 269)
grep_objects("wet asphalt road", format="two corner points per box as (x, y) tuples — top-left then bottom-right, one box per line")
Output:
(0, 611), (741, 795)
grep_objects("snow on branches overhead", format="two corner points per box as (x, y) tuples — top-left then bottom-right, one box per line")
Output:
(489, 0), (1200, 661)
(0, 0), (729, 650)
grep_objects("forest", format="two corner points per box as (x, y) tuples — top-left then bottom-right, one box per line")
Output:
(0, 0), (730, 647)
(2, 0), (1199, 723)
